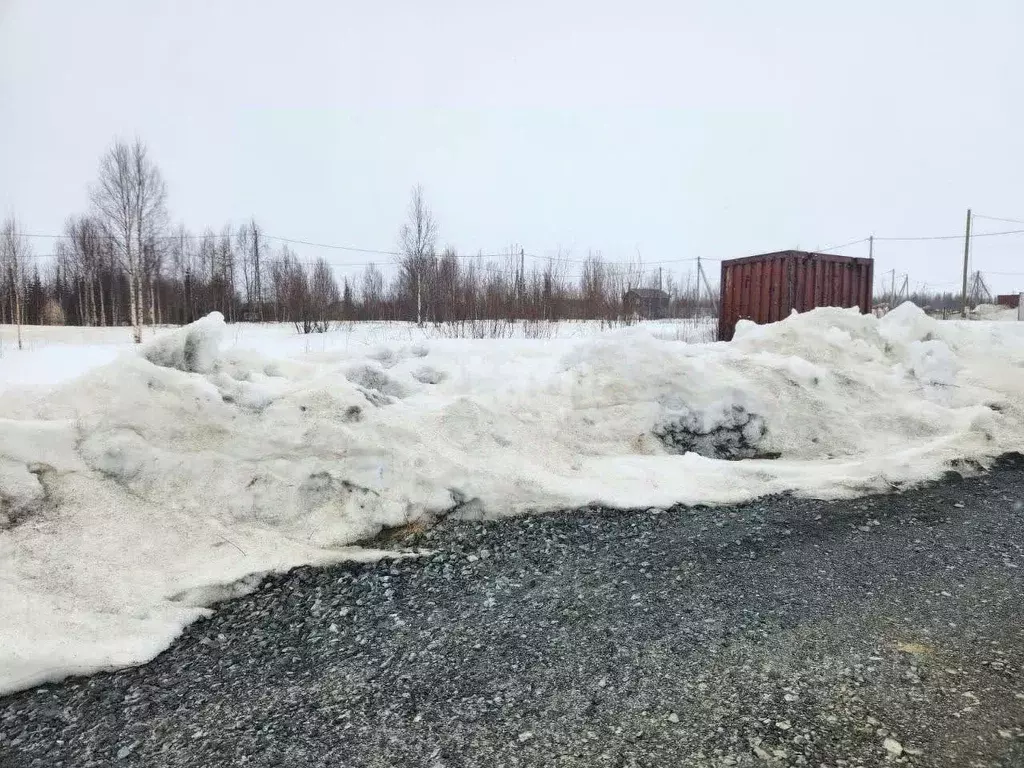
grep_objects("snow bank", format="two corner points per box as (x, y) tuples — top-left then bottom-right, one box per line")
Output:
(2, 305), (1024, 694)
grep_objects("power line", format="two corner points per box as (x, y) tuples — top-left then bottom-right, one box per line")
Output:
(13, 214), (1024, 250)
(973, 213), (1024, 226)
(19, 252), (703, 282)
(875, 227), (1024, 242)
(260, 235), (402, 256)
(13, 230), (409, 256)
(817, 237), (871, 253)
(14, 224), (1024, 257)
(8, 231), (714, 268)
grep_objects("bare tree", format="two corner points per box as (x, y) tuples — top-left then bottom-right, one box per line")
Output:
(303, 257), (339, 332)
(0, 217), (29, 349)
(217, 224), (235, 321)
(398, 185), (438, 325)
(90, 138), (167, 342)
(234, 219), (266, 320)
(198, 228), (217, 314)
(580, 252), (609, 319)
(433, 247), (460, 322)
(135, 143), (167, 330)
(236, 223), (253, 313)
(167, 223), (195, 323)
(268, 245), (300, 323)
(59, 215), (106, 326)
(361, 262), (384, 320)
(341, 277), (354, 320)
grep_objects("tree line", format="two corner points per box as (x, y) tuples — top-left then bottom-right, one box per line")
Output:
(2, 139), (1011, 343)
(0, 140), (719, 342)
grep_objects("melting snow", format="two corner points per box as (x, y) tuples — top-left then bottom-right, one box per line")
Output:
(1, 306), (1024, 693)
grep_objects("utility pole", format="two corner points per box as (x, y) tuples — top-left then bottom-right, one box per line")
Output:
(251, 219), (262, 321)
(416, 269), (422, 326)
(697, 256), (718, 317)
(659, 266), (663, 292)
(696, 256), (702, 314)
(520, 247), (525, 319)
(890, 269), (896, 308)
(961, 208), (972, 318)
(868, 235), (874, 260)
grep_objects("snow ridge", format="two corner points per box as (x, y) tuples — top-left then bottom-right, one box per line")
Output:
(2, 305), (1024, 694)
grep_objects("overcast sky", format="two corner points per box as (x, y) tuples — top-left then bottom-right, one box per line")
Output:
(2, 0), (1022, 294)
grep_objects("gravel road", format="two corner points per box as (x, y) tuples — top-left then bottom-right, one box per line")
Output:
(2, 458), (1024, 768)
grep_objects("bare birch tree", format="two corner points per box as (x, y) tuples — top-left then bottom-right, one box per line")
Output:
(0, 217), (29, 349)
(398, 185), (438, 325)
(90, 138), (166, 342)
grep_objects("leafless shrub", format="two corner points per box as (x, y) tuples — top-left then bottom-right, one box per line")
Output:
(429, 318), (516, 339)
(521, 319), (557, 339)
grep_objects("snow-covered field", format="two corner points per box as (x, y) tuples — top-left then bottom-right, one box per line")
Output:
(2, 307), (1024, 695)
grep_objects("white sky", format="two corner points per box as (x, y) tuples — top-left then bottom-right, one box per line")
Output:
(2, 0), (1023, 294)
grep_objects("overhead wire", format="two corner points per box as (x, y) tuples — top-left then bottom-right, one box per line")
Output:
(874, 227), (1024, 242)
(816, 237), (871, 253)
(973, 213), (1024, 226)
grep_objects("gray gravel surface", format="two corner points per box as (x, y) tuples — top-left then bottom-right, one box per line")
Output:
(2, 458), (1024, 768)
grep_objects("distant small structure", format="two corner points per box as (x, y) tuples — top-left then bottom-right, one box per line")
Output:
(997, 294), (1021, 309)
(623, 288), (670, 320)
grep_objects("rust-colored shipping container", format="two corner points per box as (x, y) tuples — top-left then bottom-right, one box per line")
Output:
(997, 294), (1021, 309)
(718, 250), (874, 341)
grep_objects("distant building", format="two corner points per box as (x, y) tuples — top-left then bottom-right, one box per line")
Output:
(997, 294), (1021, 309)
(623, 288), (670, 320)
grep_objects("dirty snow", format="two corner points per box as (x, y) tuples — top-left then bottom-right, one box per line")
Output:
(2, 307), (1024, 694)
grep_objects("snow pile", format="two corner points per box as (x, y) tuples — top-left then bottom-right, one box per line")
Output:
(141, 311), (226, 373)
(970, 303), (1018, 322)
(3, 304), (1024, 694)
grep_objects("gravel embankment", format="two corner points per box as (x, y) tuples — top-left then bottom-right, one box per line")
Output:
(2, 458), (1024, 768)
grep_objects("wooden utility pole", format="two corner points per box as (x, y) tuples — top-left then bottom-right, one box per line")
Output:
(697, 256), (718, 316)
(961, 208), (972, 318)
(520, 247), (525, 318)
(696, 255), (702, 313)
(251, 220), (262, 321)
(416, 269), (422, 326)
